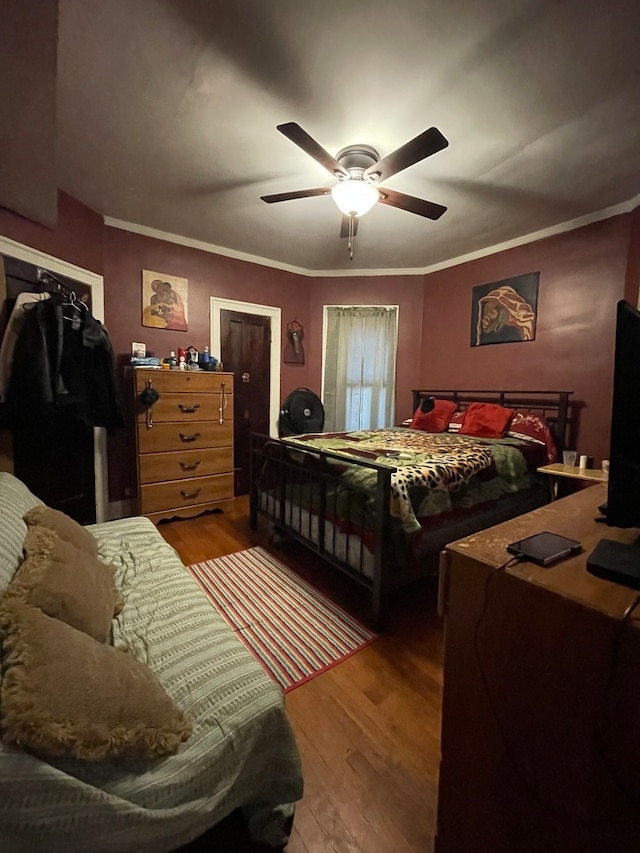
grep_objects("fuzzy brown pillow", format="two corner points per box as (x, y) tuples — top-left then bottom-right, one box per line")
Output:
(23, 505), (99, 557)
(4, 526), (122, 643)
(0, 597), (192, 763)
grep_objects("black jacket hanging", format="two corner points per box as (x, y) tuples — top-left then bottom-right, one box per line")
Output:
(3, 293), (124, 433)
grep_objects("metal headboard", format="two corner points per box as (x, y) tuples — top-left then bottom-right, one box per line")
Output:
(410, 389), (574, 451)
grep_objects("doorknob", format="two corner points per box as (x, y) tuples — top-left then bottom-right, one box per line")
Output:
(242, 372), (250, 383)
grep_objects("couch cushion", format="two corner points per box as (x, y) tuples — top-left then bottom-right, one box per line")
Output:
(0, 596), (192, 764)
(4, 526), (121, 643)
(0, 473), (43, 592)
(23, 505), (99, 557)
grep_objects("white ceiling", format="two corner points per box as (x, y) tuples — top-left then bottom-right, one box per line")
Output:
(56, 0), (640, 275)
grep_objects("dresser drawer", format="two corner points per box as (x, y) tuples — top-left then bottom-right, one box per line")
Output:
(139, 447), (234, 484)
(135, 369), (233, 394)
(140, 473), (234, 515)
(137, 420), (233, 453)
(137, 392), (231, 424)
(161, 371), (231, 394)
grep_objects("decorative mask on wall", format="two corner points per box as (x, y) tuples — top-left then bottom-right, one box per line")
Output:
(284, 319), (305, 364)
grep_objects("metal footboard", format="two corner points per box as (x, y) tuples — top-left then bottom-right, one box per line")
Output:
(249, 433), (395, 628)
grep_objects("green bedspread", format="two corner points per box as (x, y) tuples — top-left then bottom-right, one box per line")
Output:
(283, 428), (532, 535)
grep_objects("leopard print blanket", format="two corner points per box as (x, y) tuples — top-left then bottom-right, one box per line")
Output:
(284, 428), (496, 534)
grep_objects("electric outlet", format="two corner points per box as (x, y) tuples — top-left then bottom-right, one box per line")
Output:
(124, 487), (132, 498)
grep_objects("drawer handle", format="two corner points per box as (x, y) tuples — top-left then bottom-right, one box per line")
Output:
(143, 379), (157, 428)
(180, 459), (201, 471)
(180, 487), (201, 500)
(219, 381), (228, 424)
(179, 432), (201, 443)
(179, 403), (200, 414)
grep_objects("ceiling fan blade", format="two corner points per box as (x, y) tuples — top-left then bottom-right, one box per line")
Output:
(365, 127), (448, 183)
(339, 215), (358, 238)
(261, 187), (332, 203)
(277, 122), (348, 178)
(378, 187), (447, 220)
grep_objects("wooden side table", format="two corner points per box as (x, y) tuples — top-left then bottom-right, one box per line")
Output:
(537, 462), (607, 501)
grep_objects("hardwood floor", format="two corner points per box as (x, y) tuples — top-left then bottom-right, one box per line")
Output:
(159, 497), (444, 853)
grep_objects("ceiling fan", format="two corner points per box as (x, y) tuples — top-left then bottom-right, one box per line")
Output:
(261, 122), (449, 259)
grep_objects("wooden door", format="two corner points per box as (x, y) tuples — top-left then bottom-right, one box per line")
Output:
(220, 309), (271, 495)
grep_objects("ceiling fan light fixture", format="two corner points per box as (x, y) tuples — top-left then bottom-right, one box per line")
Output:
(331, 179), (379, 217)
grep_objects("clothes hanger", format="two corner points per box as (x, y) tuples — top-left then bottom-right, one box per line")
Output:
(36, 267), (87, 310)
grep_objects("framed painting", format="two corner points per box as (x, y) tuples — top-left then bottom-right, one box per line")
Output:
(471, 272), (539, 347)
(142, 270), (188, 332)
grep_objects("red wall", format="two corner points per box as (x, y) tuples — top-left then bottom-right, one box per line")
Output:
(103, 227), (310, 381)
(418, 215), (634, 463)
(1, 194), (637, 501)
(624, 205), (640, 304)
(102, 226), (312, 498)
(0, 192), (104, 274)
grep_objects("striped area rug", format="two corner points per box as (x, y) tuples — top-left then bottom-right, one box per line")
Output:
(187, 546), (376, 692)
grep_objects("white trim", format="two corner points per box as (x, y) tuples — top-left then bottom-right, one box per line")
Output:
(0, 235), (104, 319)
(0, 235), (108, 522)
(420, 194), (640, 274)
(210, 296), (281, 437)
(106, 193), (640, 278)
(105, 217), (302, 276)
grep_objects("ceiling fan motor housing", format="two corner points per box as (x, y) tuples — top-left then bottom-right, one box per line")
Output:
(335, 145), (380, 180)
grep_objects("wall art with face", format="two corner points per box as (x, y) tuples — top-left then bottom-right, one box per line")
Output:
(470, 272), (539, 347)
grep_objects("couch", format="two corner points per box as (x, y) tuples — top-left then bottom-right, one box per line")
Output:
(0, 472), (303, 852)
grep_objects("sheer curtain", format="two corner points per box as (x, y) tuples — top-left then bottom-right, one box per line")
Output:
(323, 306), (398, 431)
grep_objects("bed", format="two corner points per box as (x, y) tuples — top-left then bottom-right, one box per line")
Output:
(249, 389), (573, 628)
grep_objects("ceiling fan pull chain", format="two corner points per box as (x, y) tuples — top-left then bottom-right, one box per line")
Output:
(348, 214), (355, 261)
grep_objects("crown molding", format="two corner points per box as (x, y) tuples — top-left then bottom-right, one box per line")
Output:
(420, 194), (640, 274)
(104, 193), (640, 279)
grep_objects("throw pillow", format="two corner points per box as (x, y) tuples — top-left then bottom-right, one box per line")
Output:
(4, 526), (121, 643)
(459, 402), (516, 438)
(409, 399), (458, 433)
(23, 505), (99, 557)
(507, 412), (559, 463)
(0, 597), (192, 764)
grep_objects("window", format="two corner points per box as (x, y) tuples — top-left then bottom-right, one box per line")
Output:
(322, 305), (398, 431)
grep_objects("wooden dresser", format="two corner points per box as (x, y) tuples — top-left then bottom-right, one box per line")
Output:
(134, 369), (234, 523)
(436, 483), (640, 853)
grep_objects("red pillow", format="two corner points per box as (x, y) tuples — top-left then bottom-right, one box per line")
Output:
(507, 412), (558, 463)
(409, 398), (457, 433)
(458, 402), (516, 438)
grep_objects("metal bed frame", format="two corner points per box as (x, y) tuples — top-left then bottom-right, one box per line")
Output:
(249, 390), (573, 628)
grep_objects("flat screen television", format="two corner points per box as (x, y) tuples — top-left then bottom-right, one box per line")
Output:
(587, 299), (640, 588)
(605, 299), (640, 529)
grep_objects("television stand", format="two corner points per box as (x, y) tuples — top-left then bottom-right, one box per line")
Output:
(436, 482), (640, 853)
(587, 538), (640, 589)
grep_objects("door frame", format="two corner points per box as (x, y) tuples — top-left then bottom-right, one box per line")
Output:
(0, 234), (108, 522)
(210, 296), (281, 437)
